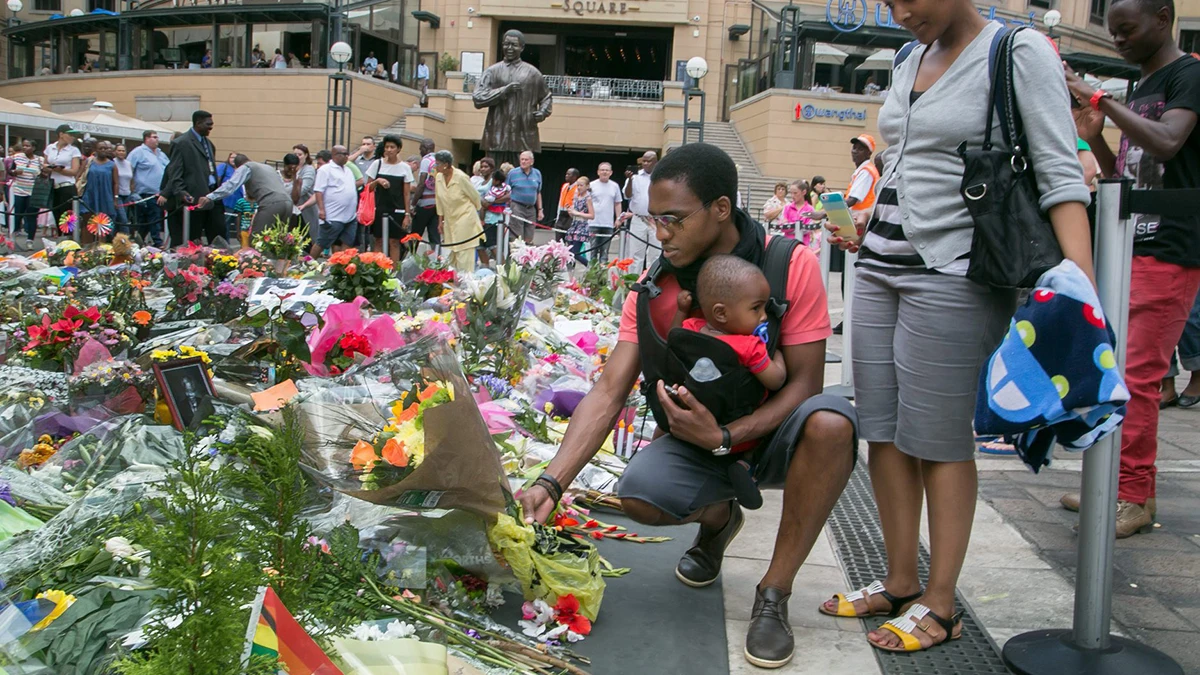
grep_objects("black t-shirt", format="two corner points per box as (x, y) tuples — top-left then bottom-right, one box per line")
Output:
(1117, 55), (1200, 267)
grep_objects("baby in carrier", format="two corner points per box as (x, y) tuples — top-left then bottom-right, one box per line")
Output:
(670, 255), (787, 509)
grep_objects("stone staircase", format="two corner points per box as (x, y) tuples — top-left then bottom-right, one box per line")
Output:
(695, 121), (789, 221)
(377, 116), (406, 139)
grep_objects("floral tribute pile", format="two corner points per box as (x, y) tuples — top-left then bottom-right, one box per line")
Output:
(0, 235), (650, 675)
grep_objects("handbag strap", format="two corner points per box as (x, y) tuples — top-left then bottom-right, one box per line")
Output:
(982, 26), (1020, 152)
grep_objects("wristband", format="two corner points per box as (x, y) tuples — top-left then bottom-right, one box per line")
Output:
(1089, 90), (1111, 112)
(534, 473), (563, 503)
(721, 426), (732, 450)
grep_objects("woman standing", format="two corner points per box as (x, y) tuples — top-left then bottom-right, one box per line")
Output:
(364, 134), (414, 264)
(472, 157), (497, 267)
(432, 150), (482, 273)
(819, 6), (1094, 653)
(292, 144), (318, 231)
(278, 153), (302, 226)
(113, 144), (133, 234)
(79, 141), (119, 240)
(9, 139), (45, 249)
(565, 175), (593, 265)
(761, 182), (787, 230)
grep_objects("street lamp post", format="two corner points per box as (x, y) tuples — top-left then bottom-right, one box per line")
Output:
(682, 56), (708, 145)
(326, 41), (354, 150)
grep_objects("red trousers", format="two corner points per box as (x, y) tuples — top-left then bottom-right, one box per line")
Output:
(1119, 256), (1200, 504)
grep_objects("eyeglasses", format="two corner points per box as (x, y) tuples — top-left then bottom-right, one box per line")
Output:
(645, 202), (712, 232)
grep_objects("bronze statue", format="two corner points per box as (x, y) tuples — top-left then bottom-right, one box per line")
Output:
(472, 29), (552, 166)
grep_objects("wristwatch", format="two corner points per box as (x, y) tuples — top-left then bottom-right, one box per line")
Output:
(712, 426), (732, 456)
(1090, 89), (1113, 111)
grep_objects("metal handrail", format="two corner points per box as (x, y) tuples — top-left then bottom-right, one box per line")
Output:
(460, 73), (662, 102)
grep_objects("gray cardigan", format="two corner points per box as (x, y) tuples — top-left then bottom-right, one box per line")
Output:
(877, 22), (1091, 270)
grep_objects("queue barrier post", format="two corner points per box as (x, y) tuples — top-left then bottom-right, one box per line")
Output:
(1002, 179), (1182, 675)
(382, 214), (390, 260)
(182, 206), (191, 246)
(72, 198), (81, 244)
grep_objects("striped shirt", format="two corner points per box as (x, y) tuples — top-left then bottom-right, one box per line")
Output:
(858, 173), (970, 276)
(10, 154), (45, 197)
(507, 166), (542, 206)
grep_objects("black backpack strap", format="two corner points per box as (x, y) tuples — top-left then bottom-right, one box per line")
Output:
(893, 40), (920, 69)
(630, 258), (665, 299)
(762, 237), (799, 355)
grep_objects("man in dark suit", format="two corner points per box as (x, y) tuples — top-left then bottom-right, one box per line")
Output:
(159, 109), (225, 246)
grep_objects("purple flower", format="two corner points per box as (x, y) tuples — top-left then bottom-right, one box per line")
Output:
(0, 479), (13, 506)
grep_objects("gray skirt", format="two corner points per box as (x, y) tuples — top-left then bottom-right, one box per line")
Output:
(851, 266), (1016, 462)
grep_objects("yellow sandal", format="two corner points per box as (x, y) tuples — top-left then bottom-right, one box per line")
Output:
(819, 580), (922, 618)
(871, 603), (963, 652)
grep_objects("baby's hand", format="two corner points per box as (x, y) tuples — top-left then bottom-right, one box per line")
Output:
(677, 290), (694, 314)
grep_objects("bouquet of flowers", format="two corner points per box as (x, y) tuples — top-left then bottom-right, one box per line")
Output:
(411, 267), (457, 301)
(206, 251), (241, 281)
(16, 305), (132, 371)
(295, 338), (510, 514)
(514, 241), (572, 300)
(212, 280), (250, 323)
(162, 264), (213, 318)
(253, 217), (310, 261)
(323, 248), (402, 313)
(72, 246), (112, 271)
(174, 242), (214, 269)
(351, 379), (452, 490)
(68, 358), (153, 415)
(150, 344), (211, 366)
(235, 250), (275, 280)
(303, 297), (406, 377)
(581, 257), (637, 307)
(457, 262), (535, 378)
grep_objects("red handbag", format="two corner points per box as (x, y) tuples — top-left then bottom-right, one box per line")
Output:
(356, 184), (376, 226)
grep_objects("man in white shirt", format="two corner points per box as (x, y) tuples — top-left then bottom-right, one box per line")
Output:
(44, 124), (83, 226)
(588, 162), (623, 262)
(363, 52), (379, 73)
(310, 145), (360, 257)
(416, 59), (430, 101)
(621, 150), (658, 270)
(391, 60), (400, 83)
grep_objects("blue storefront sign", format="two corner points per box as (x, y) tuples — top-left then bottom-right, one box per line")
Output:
(794, 101), (868, 125)
(826, 0), (1036, 33)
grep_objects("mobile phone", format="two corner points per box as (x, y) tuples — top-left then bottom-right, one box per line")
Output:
(820, 192), (858, 239)
(664, 384), (687, 408)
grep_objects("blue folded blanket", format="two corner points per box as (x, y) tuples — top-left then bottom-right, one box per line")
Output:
(974, 260), (1130, 472)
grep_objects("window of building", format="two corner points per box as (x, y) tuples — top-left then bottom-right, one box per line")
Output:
(1181, 30), (1200, 54)
(32, 0), (61, 11)
(1029, 0), (1052, 9)
(1090, 0), (1108, 24)
(87, 0), (115, 11)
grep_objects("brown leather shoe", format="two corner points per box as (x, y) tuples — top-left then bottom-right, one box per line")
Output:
(1062, 493), (1156, 520)
(1115, 500), (1153, 539)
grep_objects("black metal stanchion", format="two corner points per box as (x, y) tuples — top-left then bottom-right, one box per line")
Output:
(1002, 179), (1184, 675)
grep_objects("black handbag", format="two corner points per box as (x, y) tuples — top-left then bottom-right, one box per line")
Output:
(957, 26), (1063, 289)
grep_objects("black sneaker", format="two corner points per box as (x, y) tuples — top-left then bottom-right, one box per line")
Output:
(675, 502), (744, 588)
(745, 586), (794, 669)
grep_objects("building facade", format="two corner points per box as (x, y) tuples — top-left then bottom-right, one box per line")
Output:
(0, 0), (1194, 206)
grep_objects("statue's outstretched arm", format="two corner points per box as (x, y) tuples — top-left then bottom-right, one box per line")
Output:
(472, 70), (505, 109)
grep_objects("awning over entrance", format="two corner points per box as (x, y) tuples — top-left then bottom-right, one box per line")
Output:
(814, 43), (849, 65)
(1, 4), (329, 42)
(858, 48), (894, 70)
(58, 107), (176, 143)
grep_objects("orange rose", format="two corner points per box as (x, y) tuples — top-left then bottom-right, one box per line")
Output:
(345, 263), (357, 275)
(350, 440), (378, 470)
(132, 310), (152, 326)
(381, 437), (409, 467)
(328, 248), (359, 266)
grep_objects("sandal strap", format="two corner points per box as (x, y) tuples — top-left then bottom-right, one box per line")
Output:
(887, 604), (961, 639)
(844, 579), (886, 604)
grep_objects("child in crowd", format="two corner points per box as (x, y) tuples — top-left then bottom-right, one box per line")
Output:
(481, 168), (510, 263)
(670, 255), (788, 509)
(565, 175), (593, 265)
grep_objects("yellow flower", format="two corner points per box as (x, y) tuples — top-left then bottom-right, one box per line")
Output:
(151, 349), (177, 362)
(31, 590), (76, 631)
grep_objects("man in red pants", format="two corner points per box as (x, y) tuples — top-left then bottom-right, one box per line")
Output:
(1061, 0), (1200, 537)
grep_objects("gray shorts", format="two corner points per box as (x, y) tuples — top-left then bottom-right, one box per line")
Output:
(616, 394), (858, 520)
(316, 218), (359, 249)
(851, 266), (1015, 462)
(510, 201), (538, 240)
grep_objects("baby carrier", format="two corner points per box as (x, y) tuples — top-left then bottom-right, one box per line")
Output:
(634, 236), (799, 435)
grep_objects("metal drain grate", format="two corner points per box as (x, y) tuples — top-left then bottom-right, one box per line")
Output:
(827, 463), (1011, 674)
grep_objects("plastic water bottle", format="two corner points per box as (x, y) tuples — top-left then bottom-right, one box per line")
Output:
(689, 357), (723, 382)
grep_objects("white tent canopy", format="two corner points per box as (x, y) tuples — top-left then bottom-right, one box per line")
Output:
(0, 98), (174, 144)
(859, 48), (896, 70)
(814, 43), (849, 66)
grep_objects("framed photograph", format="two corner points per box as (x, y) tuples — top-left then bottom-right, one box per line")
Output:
(152, 357), (215, 431)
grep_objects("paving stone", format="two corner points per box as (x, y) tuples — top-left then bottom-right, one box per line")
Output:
(1157, 441), (1200, 461)
(722, 556), (860, 633)
(1110, 594), (1197, 631)
(985, 497), (1075, 524)
(1127, 629), (1200, 675)
(1114, 550), (1200, 578)
(1176, 607), (1200, 631)
(1004, 520), (1078, 553)
(726, 620), (881, 675)
(956, 568), (1076, 630)
(1001, 470), (1082, 489)
(1113, 531), (1198, 552)
(1125, 575), (1200, 607)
